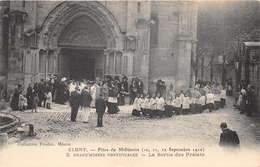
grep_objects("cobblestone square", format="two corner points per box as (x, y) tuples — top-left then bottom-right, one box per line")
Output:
(1, 99), (260, 167)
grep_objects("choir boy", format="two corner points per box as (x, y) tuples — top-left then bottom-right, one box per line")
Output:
(142, 94), (150, 116)
(174, 94), (182, 115)
(206, 90), (215, 112)
(182, 94), (190, 115)
(149, 94), (157, 118)
(132, 94), (141, 116)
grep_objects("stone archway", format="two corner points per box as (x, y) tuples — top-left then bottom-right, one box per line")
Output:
(58, 15), (107, 49)
(39, 1), (122, 50)
(37, 1), (125, 80)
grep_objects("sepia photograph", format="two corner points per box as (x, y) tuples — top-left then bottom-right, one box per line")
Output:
(0, 0), (259, 166)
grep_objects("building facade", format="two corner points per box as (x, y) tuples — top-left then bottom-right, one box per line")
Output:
(241, 42), (260, 112)
(0, 1), (198, 97)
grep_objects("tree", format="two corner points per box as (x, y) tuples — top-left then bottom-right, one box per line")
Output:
(197, 1), (260, 83)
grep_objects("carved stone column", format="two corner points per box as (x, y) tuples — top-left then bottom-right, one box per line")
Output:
(113, 51), (116, 75)
(54, 47), (61, 75)
(45, 49), (49, 80)
(103, 49), (110, 75)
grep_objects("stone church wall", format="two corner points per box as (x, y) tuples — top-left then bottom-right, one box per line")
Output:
(1, 1), (197, 97)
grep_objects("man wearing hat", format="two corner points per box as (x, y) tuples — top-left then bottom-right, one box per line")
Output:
(69, 86), (81, 122)
(156, 79), (163, 97)
(81, 86), (92, 123)
(118, 76), (128, 106)
(38, 79), (45, 107)
(137, 78), (144, 95)
(95, 93), (106, 127)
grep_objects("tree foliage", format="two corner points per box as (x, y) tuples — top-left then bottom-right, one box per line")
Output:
(197, 1), (260, 59)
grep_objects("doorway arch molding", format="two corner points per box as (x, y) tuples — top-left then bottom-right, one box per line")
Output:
(39, 1), (122, 50)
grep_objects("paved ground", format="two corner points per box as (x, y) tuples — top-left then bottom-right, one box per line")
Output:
(4, 98), (260, 145)
(1, 97), (260, 167)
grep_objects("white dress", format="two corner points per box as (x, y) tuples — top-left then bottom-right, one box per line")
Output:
(206, 93), (215, 104)
(149, 98), (156, 110)
(198, 96), (206, 106)
(174, 97), (182, 108)
(132, 98), (141, 111)
(182, 97), (190, 109)
(90, 85), (97, 107)
(157, 97), (165, 111)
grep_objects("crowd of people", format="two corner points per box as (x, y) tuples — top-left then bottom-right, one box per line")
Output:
(9, 75), (257, 121)
(10, 77), (62, 112)
(233, 80), (257, 117)
(131, 79), (229, 118)
(9, 75), (144, 121)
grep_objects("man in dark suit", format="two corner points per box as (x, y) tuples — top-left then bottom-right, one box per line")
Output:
(95, 93), (106, 127)
(69, 86), (81, 122)
(219, 123), (240, 152)
(38, 79), (45, 107)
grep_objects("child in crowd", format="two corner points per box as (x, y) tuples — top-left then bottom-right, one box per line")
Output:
(182, 94), (190, 115)
(220, 86), (227, 108)
(142, 94), (150, 116)
(18, 91), (27, 111)
(194, 88), (201, 114)
(132, 94), (141, 116)
(214, 92), (221, 110)
(189, 91), (196, 114)
(206, 90), (215, 112)
(45, 90), (52, 109)
(174, 94), (182, 115)
(213, 85), (221, 110)
(149, 94), (156, 118)
(179, 90), (185, 104)
(165, 92), (174, 117)
(32, 93), (39, 113)
(156, 93), (165, 117)
(140, 94), (145, 115)
(199, 93), (206, 113)
(239, 87), (247, 114)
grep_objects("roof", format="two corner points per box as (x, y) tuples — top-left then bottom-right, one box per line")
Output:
(244, 42), (260, 47)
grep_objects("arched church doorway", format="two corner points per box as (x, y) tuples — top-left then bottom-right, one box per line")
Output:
(59, 48), (104, 81)
(57, 15), (106, 81)
(39, 1), (123, 82)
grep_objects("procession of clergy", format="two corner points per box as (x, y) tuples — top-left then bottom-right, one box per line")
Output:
(67, 76), (227, 118)
(10, 75), (227, 122)
(132, 79), (227, 117)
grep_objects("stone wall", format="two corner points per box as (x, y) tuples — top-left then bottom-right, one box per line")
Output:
(149, 1), (179, 93)
(149, 1), (197, 93)
(3, 0), (197, 96)
(0, 1), (9, 77)
(22, 1), (128, 34)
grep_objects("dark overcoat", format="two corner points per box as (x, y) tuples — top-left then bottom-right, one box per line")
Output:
(81, 89), (92, 107)
(95, 98), (106, 113)
(69, 90), (81, 108)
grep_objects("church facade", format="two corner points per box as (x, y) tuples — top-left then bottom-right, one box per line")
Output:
(0, 1), (197, 97)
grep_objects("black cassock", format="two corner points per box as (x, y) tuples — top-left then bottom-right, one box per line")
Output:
(10, 88), (21, 111)
(55, 81), (67, 104)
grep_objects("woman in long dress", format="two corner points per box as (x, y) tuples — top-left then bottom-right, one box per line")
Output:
(107, 81), (119, 114)
(101, 82), (109, 107)
(56, 78), (67, 104)
(26, 83), (33, 109)
(118, 76), (129, 106)
(10, 84), (22, 111)
(129, 78), (138, 105)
